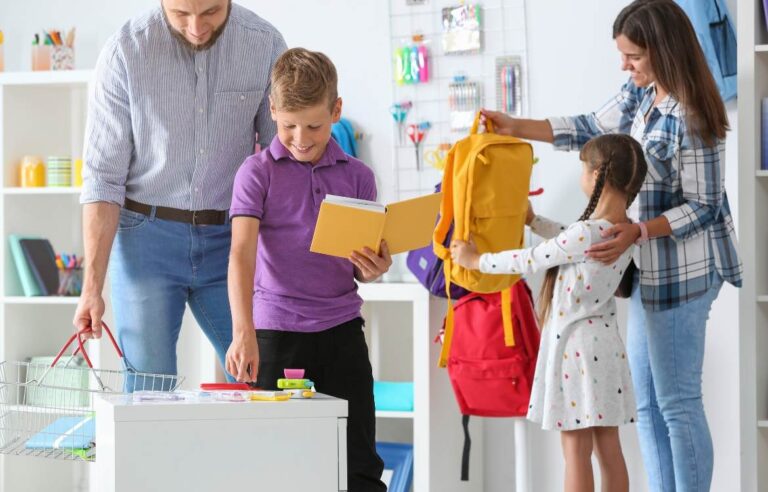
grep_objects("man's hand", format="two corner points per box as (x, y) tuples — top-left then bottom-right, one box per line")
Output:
(587, 223), (640, 264)
(73, 291), (105, 339)
(351, 240), (393, 282)
(450, 239), (481, 270)
(226, 330), (260, 383)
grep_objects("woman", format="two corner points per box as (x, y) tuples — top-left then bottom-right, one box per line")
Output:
(483, 1), (742, 490)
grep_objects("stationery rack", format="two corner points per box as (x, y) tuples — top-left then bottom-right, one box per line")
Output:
(387, 0), (530, 200)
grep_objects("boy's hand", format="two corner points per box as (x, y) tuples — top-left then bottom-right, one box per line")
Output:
(450, 239), (481, 270)
(525, 200), (535, 225)
(351, 240), (393, 283)
(225, 330), (260, 383)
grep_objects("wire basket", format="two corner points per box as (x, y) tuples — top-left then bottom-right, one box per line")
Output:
(0, 323), (182, 461)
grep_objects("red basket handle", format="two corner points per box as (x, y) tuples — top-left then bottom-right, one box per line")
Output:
(51, 322), (124, 369)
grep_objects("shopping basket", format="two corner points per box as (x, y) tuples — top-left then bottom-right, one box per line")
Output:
(0, 322), (182, 461)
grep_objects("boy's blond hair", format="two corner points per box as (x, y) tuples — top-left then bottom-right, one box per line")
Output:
(271, 48), (338, 112)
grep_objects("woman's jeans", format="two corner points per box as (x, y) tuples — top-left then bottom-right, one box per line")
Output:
(627, 274), (723, 492)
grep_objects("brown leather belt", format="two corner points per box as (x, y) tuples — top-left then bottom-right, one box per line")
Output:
(124, 198), (228, 226)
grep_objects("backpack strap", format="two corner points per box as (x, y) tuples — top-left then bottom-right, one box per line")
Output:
(461, 414), (472, 481)
(433, 147), (455, 262)
(438, 258), (455, 368)
(501, 287), (516, 347)
(469, 111), (495, 135)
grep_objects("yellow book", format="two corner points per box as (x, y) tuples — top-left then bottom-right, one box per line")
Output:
(310, 192), (443, 258)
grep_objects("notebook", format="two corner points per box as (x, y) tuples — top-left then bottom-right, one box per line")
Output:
(7, 235), (43, 296)
(19, 238), (58, 295)
(309, 192), (442, 258)
(25, 415), (95, 450)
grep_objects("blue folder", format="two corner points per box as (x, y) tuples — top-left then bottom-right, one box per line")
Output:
(25, 415), (95, 450)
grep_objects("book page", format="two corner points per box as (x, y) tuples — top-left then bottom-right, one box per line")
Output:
(381, 192), (442, 255)
(324, 194), (385, 212)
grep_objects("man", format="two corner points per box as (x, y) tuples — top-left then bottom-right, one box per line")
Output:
(75, 0), (286, 382)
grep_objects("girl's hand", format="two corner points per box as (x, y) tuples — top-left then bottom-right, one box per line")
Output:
(226, 330), (260, 383)
(526, 200), (535, 225)
(480, 109), (517, 136)
(450, 239), (481, 270)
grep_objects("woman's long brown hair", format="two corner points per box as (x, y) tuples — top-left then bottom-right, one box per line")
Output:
(536, 134), (647, 326)
(613, 0), (728, 146)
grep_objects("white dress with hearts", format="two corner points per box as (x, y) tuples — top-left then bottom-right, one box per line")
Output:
(478, 216), (637, 431)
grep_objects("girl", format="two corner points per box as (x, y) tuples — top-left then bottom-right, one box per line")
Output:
(481, 2), (741, 489)
(451, 134), (647, 492)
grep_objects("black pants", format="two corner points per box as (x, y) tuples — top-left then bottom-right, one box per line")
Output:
(256, 317), (386, 492)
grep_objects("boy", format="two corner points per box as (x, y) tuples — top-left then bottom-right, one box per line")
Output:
(226, 48), (390, 492)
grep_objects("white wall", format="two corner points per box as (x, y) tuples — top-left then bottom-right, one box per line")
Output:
(0, 1), (742, 491)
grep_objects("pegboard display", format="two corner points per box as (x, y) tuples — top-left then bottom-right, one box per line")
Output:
(388, 0), (530, 200)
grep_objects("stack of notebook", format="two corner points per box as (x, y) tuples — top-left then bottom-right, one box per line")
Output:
(7, 236), (58, 296)
(25, 415), (95, 460)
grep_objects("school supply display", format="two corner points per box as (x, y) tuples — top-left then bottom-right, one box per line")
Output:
(309, 192), (442, 258)
(389, 101), (412, 145)
(406, 121), (431, 170)
(496, 56), (523, 116)
(373, 381), (414, 412)
(442, 4), (482, 54)
(448, 76), (481, 131)
(394, 36), (429, 85)
(438, 281), (540, 480)
(0, 322), (181, 461)
(433, 113), (534, 368)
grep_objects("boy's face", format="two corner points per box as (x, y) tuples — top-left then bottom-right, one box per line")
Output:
(270, 98), (342, 164)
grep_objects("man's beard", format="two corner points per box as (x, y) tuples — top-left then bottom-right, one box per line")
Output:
(164, 1), (231, 52)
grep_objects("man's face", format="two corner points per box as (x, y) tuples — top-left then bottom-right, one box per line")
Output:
(162, 0), (231, 51)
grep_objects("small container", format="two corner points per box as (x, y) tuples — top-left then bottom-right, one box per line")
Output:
(20, 156), (46, 187)
(58, 267), (83, 296)
(51, 46), (74, 71)
(72, 159), (83, 187)
(283, 368), (305, 379)
(32, 45), (52, 71)
(46, 156), (72, 187)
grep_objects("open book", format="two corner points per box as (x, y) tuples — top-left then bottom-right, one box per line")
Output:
(310, 192), (443, 258)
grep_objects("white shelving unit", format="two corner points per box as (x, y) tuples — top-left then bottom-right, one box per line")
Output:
(738, 1), (768, 490)
(0, 69), (97, 492)
(359, 282), (483, 492)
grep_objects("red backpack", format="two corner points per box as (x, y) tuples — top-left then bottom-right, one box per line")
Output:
(440, 279), (540, 480)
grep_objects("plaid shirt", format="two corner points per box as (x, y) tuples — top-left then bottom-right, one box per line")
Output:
(548, 80), (742, 311)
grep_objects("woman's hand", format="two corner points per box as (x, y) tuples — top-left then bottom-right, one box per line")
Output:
(480, 109), (517, 136)
(226, 330), (260, 383)
(351, 240), (393, 282)
(450, 239), (481, 270)
(587, 223), (640, 264)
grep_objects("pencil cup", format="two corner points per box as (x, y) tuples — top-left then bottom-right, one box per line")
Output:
(51, 46), (74, 70)
(58, 267), (82, 296)
(46, 156), (72, 187)
(31, 45), (52, 71)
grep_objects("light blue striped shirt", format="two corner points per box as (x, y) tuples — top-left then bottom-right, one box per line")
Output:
(81, 4), (287, 211)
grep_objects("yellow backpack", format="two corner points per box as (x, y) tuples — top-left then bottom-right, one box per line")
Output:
(433, 113), (534, 367)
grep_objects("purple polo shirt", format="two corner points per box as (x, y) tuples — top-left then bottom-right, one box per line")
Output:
(230, 136), (377, 333)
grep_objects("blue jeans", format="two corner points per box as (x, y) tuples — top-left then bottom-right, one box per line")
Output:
(109, 208), (233, 388)
(627, 273), (722, 492)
